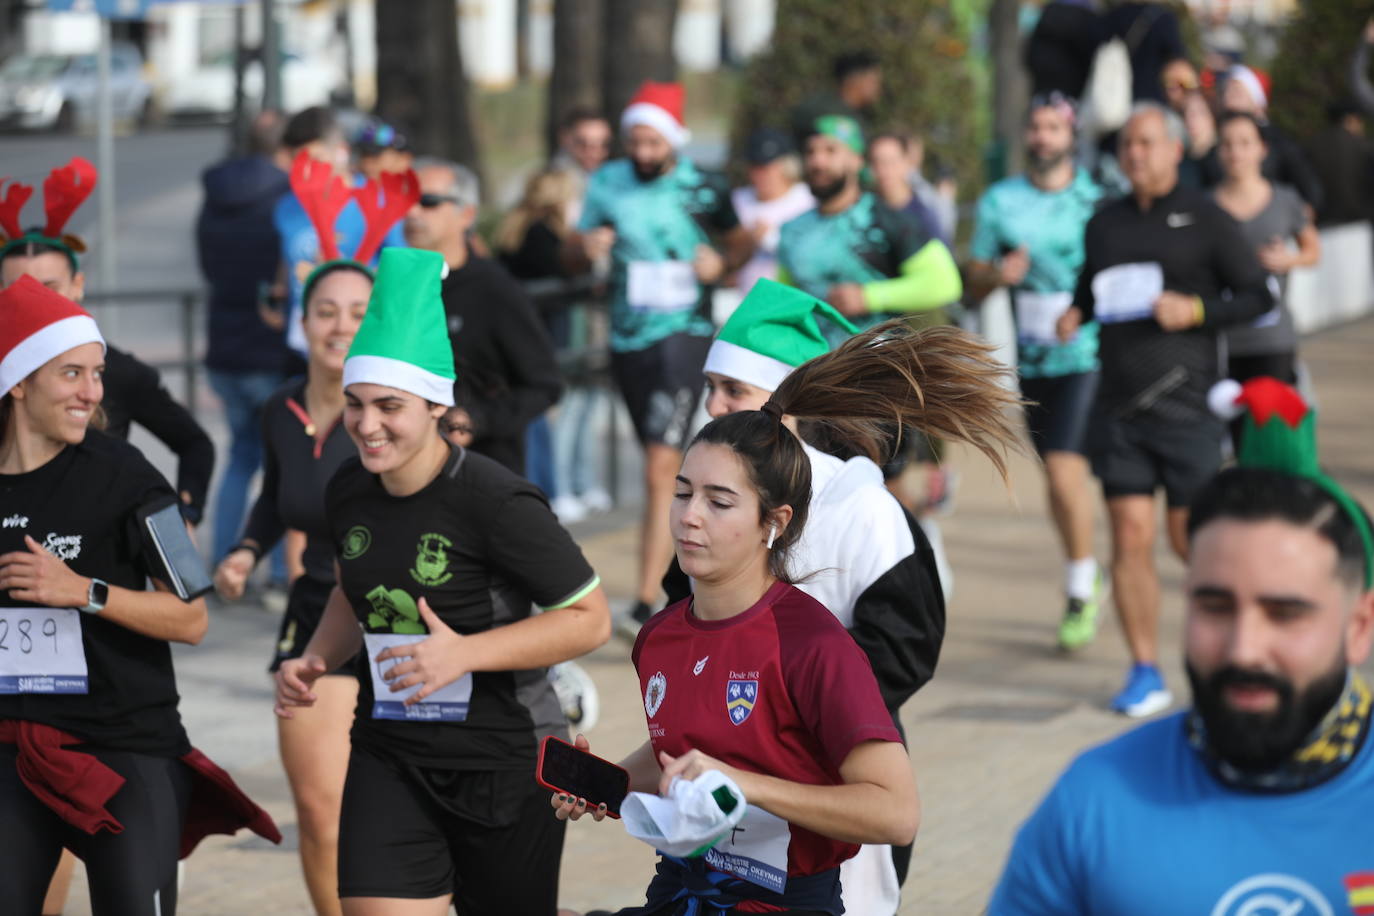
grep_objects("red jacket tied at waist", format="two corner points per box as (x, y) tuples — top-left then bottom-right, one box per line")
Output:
(0, 719), (282, 858)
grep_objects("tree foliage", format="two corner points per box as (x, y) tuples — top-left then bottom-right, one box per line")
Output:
(729, 0), (980, 186)
(1269, 1), (1374, 142)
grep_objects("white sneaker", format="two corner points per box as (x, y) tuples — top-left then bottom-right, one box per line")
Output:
(548, 661), (600, 731)
(550, 495), (588, 524)
(579, 488), (614, 514)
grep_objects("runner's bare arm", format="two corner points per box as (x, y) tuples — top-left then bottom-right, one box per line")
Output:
(657, 739), (919, 847)
(299, 581), (365, 673)
(0, 536), (207, 645)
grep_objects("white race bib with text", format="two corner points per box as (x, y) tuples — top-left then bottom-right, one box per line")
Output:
(364, 632), (472, 722)
(0, 608), (88, 694)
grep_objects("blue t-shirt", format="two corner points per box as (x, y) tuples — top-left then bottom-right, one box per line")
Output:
(969, 170), (1102, 379)
(273, 180), (407, 355)
(578, 157), (738, 353)
(989, 711), (1374, 916)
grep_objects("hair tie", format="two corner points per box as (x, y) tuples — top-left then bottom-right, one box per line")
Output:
(760, 401), (784, 422)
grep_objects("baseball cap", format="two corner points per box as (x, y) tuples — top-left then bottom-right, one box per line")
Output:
(746, 127), (793, 165)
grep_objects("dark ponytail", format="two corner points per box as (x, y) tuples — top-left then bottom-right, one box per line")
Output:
(690, 320), (1025, 582)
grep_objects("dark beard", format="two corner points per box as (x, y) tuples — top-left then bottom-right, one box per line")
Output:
(1187, 656), (1349, 774)
(632, 156), (672, 181)
(807, 172), (851, 203)
(1027, 148), (1070, 173)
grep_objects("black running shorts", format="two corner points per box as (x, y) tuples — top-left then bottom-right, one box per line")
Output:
(610, 333), (713, 450)
(1088, 411), (1222, 508)
(1020, 370), (1100, 458)
(337, 744), (565, 911)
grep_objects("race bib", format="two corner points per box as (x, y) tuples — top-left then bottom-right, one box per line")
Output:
(1014, 290), (1074, 345)
(0, 608), (88, 694)
(1091, 262), (1163, 324)
(627, 260), (699, 312)
(363, 632), (472, 722)
(703, 805), (791, 894)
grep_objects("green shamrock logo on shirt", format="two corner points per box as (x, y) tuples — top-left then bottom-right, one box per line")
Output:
(364, 585), (426, 634)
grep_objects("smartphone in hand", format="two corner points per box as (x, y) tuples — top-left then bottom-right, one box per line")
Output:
(537, 735), (630, 818)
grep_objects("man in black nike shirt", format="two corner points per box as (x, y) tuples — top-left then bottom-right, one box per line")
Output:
(1057, 102), (1271, 718)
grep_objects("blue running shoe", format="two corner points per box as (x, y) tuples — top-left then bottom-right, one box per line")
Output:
(1110, 663), (1173, 718)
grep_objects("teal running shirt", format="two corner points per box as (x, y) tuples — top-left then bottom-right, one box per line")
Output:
(579, 157), (738, 353)
(776, 192), (946, 339)
(970, 170), (1103, 379)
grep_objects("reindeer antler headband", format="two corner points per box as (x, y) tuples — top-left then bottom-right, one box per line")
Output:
(288, 150), (421, 303)
(0, 157), (98, 272)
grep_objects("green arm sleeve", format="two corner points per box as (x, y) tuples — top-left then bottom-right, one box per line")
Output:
(861, 238), (963, 314)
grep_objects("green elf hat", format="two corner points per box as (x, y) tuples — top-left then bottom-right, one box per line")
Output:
(703, 277), (859, 393)
(343, 248), (455, 406)
(810, 114), (866, 155)
(1213, 376), (1374, 588)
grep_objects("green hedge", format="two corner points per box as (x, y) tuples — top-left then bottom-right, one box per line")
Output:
(728, 0), (982, 190)
(1270, 2), (1374, 142)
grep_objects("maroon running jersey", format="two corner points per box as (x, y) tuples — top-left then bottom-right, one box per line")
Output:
(632, 580), (902, 880)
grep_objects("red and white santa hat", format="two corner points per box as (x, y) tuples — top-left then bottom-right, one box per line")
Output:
(621, 81), (691, 149)
(0, 274), (104, 394)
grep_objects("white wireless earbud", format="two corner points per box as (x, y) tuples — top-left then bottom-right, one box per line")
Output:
(766, 525), (778, 549)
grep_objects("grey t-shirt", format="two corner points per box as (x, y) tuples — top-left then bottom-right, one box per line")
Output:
(1215, 183), (1308, 356)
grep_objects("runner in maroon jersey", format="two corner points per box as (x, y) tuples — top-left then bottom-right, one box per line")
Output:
(554, 320), (1023, 915)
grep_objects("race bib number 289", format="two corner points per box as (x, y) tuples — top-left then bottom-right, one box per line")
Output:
(0, 608), (89, 694)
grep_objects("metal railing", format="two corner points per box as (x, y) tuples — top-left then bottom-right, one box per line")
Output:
(83, 279), (628, 501)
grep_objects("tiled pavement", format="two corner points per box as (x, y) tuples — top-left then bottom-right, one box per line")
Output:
(64, 317), (1374, 914)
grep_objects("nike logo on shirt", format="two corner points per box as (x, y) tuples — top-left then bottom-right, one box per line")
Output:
(693, 656), (709, 676)
(1166, 212), (1194, 228)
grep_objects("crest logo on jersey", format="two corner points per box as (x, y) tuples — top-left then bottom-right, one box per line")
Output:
(1211, 873), (1334, 916)
(693, 656), (709, 676)
(727, 679), (759, 725)
(644, 671), (667, 717)
(410, 533), (453, 586)
(42, 533), (82, 561)
(341, 525), (372, 560)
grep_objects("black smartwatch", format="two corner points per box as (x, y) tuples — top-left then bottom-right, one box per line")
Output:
(81, 578), (109, 615)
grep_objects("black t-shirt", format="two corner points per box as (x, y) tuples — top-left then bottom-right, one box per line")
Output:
(0, 432), (190, 755)
(439, 255), (563, 475)
(325, 443), (598, 769)
(1073, 184), (1272, 423)
(101, 344), (216, 523)
(241, 378), (356, 584)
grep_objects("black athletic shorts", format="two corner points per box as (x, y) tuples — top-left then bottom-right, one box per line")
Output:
(337, 744), (565, 910)
(0, 743), (190, 915)
(610, 333), (712, 450)
(1020, 370), (1100, 457)
(1227, 351), (1297, 386)
(269, 575), (358, 676)
(1088, 411), (1222, 508)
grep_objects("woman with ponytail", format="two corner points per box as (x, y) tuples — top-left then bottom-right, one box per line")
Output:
(553, 297), (1022, 916)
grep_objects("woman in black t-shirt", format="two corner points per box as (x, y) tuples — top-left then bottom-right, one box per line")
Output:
(214, 261), (372, 916)
(0, 277), (209, 914)
(274, 247), (611, 915)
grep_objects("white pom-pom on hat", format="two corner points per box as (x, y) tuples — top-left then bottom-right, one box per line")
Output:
(1208, 378), (1244, 420)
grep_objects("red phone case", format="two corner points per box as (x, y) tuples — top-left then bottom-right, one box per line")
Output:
(536, 735), (628, 819)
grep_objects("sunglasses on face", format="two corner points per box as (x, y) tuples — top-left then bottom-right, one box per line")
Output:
(419, 193), (460, 209)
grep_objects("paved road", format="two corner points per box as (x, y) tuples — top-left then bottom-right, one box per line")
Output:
(51, 315), (1374, 914)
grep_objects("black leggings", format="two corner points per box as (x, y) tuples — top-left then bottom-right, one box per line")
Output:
(0, 743), (190, 916)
